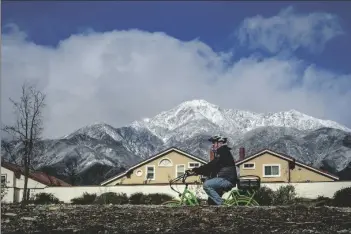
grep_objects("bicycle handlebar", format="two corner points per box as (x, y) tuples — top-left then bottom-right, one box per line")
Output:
(168, 170), (198, 195)
(169, 170), (197, 183)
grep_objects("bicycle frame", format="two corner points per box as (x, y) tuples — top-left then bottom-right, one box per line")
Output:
(224, 189), (257, 206)
(166, 173), (261, 206)
(168, 171), (201, 206)
(224, 175), (261, 206)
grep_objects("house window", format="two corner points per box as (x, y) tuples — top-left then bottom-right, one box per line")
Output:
(176, 165), (185, 178)
(188, 162), (200, 169)
(145, 166), (155, 180)
(243, 163), (255, 169)
(158, 158), (172, 167)
(1, 175), (6, 186)
(263, 164), (280, 177)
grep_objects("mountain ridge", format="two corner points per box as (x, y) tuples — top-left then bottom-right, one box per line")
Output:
(1, 99), (351, 185)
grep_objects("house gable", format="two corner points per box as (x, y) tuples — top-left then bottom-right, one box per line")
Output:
(1, 162), (71, 187)
(101, 147), (207, 185)
(239, 152), (290, 182)
(237, 149), (339, 181)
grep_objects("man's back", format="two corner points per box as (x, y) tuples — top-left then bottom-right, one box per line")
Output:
(216, 145), (237, 184)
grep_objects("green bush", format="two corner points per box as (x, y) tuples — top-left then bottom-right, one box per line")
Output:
(71, 192), (97, 205)
(272, 185), (296, 205)
(253, 186), (275, 205)
(313, 195), (333, 207)
(332, 187), (351, 207)
(293, 197), (313, 205)
(94, 192), (129, 205)
(32, 192), (61, 204)
(142, 193), (174, 205)
(129, 192), (145, 204)
(129, 192), (174, 205)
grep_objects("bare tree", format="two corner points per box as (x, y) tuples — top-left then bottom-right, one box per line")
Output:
(64, 158), (81, 185)
(3, 82), (46, 206)
(1, 140), (18, 164)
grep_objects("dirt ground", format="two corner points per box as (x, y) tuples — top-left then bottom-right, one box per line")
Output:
(2, 204), (351, 234)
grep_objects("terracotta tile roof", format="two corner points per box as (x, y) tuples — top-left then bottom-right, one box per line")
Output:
(1, 161), (71, 186)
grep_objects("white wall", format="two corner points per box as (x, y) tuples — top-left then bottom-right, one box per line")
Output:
(15, 173), (47, 202)
(1, 166), (47, 203)
(262, 182), (351, 199)
(1, 167), (15, 203)
(24, 181), (351, 204)
(16, 174), (47, 189)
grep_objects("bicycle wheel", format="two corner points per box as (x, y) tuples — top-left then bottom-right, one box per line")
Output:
(161, 200), (182, 207)
(226, 196), (259, 206)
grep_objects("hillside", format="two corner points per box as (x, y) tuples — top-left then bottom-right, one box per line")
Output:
(2, 99), (351, 184)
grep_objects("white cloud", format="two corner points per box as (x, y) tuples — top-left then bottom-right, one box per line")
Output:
(236, 6), (344, 54)
(1, 21), (351, 139)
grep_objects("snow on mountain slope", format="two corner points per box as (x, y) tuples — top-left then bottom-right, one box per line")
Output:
(65, 123), (123, 142)
(2, 99), (351, 185)
(229, 126), (351, 170)
(133, 99), (351, 142)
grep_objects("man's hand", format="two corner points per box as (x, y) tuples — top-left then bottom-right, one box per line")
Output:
(191, 167), (200, 175)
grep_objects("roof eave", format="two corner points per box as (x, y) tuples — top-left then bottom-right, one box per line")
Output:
(236, 149), (339, 180)
(100, 147), (207, 185)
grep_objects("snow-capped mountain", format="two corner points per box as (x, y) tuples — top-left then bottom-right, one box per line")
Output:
(135, 99), (350, 141)
(2, 99), (351, 185)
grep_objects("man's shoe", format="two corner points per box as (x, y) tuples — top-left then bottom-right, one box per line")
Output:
(207, 198), (217, 205)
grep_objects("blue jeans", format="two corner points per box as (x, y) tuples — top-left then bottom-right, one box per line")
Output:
(203, 177), (234, 205)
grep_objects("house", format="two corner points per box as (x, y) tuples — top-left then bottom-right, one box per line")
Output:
(235, 148), (339, 182)
(101, 147), (207, 186)
(1, 161), (71, 203)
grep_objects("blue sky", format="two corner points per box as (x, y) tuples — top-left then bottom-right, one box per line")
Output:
(2, 1), (351, 137)
(3, 1), (351, 73)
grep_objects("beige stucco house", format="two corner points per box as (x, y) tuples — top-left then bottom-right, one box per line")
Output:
(1, 161), (70, 203)
(101, 147), (208, 186)
(236, 149), (339, 182)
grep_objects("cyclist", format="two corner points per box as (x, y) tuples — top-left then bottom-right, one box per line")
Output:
(191, 135), (237, 205)
(205, 135), (220, 180)
(208, 135), (220, 161)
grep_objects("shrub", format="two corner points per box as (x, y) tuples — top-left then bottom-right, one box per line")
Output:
(32, 192), (60, 204)
(253, 186), (274, 205)
(129, 192), (145, 204)
(272, 185), (296, 205)
(293, 197), (313, 205)
(332, 187), (351, 207)
(1, 184), (8, 201)
(129, 192), (175, 205)
(94, 192), (129, 205)
(142, 193), (174, 205)
(314, 195), (333, 207)
(71, 192), (97, 205)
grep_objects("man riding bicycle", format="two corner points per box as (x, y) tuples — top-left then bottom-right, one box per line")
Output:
(191, 135), (237, 205)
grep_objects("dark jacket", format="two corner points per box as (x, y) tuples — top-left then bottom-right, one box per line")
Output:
(193, 145), (237, 184)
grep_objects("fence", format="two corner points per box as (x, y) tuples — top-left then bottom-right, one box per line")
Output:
(5, 181), (350, 203)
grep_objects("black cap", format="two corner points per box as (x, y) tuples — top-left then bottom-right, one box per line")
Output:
(217, 137), (228, 143)
(208, 135), (220, 143)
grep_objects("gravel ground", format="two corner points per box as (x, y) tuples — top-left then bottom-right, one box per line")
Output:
(1, 204), (351, 234)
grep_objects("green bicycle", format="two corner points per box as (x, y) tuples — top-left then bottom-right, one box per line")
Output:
(161, 170), (260, 207)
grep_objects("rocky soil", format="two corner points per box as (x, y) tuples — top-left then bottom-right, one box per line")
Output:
(1, 204), (351, 234)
